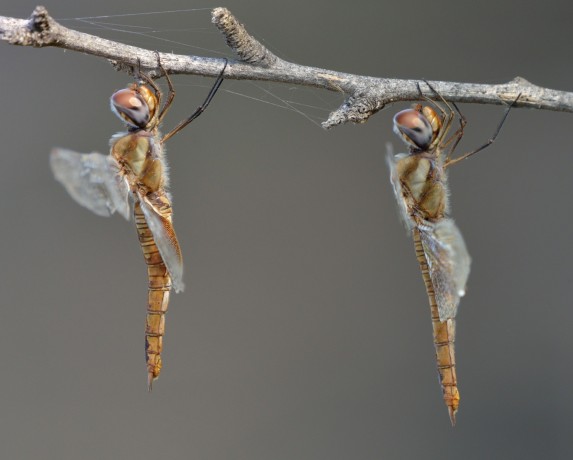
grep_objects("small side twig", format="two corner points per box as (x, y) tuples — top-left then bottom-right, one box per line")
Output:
(212, 7), (277, 67)
(1, 6), (572, 128)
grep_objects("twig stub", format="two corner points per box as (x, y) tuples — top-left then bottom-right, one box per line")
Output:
(3, 6), (54, 46)
(323, 96), (385, 129)
(212, 7), (278, 67)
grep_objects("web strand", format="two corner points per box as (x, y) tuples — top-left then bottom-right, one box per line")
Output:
(59, 9), (338, 126)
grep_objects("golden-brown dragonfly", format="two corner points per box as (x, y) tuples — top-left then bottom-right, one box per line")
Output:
(51, 59), (227, 390)
(387, 83), (516, 424)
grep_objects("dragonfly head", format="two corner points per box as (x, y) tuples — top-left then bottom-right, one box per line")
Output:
(393, 106), (441, 152)
(111, 83), (158, 130)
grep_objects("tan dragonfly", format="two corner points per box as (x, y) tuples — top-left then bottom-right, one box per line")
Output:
(51, 59), (227, 390)
(387, 83), (517, 425)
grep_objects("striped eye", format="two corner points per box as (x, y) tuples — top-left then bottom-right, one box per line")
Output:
(110, 88), (150, 129)
(393, 109), (433, 150)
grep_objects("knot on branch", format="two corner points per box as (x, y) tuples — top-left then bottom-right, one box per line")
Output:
(212, 7), (278, 67)
(110, 59), (138, 76)
(322, 96), (384, 129)
(5, 6), (56, 46)
(510, 76), (533, 87)
(499, 76), (542, 107)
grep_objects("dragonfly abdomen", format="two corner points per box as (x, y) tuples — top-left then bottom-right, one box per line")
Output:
(413, 227), (460, 425)
(134, 200), (172, 390)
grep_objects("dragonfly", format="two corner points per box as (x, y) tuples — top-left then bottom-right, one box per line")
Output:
(51, 58), (227, 390)
(387, 83), (517, 425)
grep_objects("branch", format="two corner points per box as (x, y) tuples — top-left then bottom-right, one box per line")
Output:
(2, 6), (572, 129)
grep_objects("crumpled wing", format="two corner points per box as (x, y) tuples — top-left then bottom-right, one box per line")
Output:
(418, 219), (471, 321)
(139, 196), (185, 293)
(50, 149), (130, 220)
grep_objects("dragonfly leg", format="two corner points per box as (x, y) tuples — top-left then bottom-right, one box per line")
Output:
(444, 93), (521, 168)
(161, 59), (228, 144)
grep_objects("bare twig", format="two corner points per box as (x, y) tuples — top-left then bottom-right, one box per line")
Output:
(1, 6), (572, 128)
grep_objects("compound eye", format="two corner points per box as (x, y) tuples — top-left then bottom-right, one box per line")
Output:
(393, 109), (433, 150)
(110, 89), (150, 128)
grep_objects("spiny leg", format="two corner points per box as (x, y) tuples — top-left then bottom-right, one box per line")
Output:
(161, 59), (228, 144)
(421, 80), (456, 116)
(154, 51), (176, 124)
(417, 81), (447, 119)
(420, 80), (461, 153)
(132, 52), (177, 125)
(134, 56), (165, 120)
(417, 81), (457, 150)
(422, 80), (469, 161)
(442, 108), (466, 163)
(445, 93), (521, 168)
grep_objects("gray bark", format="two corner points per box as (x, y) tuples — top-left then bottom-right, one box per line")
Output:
(1, 6), (572, 129)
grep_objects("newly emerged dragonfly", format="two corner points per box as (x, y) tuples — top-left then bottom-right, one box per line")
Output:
(387, 83), (516, 424)
(51, 59), (227, 389)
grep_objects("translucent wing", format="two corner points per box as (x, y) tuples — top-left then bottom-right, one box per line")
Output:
(139, 196), (185, 293)
(50, 149), (130, 220)
(387, 150), (414, 230)
(418, 219), (471, 321)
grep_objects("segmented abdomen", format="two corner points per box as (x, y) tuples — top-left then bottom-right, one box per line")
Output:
(134, 199), (172, 390)
(412, 227), (460, 425)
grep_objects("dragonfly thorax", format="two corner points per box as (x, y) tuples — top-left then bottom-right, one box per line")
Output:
(394, 154), (447, 221)
(111, 132), (164, 193)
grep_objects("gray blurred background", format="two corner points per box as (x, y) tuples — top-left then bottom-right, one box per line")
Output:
(2, 0), (573, 458)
